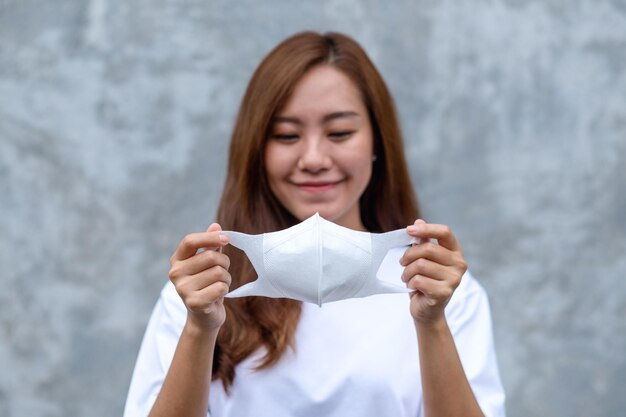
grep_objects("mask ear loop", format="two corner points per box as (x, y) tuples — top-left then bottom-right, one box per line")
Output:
(222, 231), (285, 299)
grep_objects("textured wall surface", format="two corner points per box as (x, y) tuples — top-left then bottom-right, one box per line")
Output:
(1, 1), (625, 416)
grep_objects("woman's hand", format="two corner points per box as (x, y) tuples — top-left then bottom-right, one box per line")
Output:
(400, 219), (468, 326)
(169, 223), (231, 331)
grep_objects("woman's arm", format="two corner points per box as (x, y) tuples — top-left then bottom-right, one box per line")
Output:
(401, 220), (485, 417)
(148, 223), (231, 417)
(148, 318), (219, 417)
(415, 318), (484, 417)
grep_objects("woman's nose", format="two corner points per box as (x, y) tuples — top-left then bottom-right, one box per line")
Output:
(297, 138), (332, 173)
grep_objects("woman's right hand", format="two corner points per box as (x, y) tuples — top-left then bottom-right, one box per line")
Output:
(169, 223), (231, 331)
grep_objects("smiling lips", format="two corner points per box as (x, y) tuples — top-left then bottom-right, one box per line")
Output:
(293, 179), (344, 193)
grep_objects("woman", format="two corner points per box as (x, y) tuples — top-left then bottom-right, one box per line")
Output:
(124, 31), (505, 417)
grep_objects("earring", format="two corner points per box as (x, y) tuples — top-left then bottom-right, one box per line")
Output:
(372, 155), (377, 162)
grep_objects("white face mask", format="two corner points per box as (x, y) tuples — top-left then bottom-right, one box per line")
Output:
(222, 213), (415, 306)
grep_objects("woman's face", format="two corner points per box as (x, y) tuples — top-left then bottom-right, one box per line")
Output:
(265, 65), (374, 231)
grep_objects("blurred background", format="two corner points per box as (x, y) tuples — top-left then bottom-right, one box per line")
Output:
(1, 1), (625, 416)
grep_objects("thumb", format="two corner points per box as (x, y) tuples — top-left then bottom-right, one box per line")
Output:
(412, 218), (428, 245)
(206, 222), (226, 252)
(207, 222), (222, 233)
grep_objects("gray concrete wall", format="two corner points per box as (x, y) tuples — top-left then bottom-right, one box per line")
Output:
(1, 1), (625, 416)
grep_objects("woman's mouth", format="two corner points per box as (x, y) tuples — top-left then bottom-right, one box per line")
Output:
(294, 180), (343, 193)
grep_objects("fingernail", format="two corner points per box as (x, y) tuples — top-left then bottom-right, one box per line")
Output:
(407, 225), (419, 233)
(219, 233), (229, 244)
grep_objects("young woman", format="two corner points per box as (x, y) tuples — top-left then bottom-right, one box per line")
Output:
(124, 31), (505, 417)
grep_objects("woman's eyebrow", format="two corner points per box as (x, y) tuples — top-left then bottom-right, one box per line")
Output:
(272, 115), (302, 125)
(272, 111), (360, 125)
(322, 111), (360, 123)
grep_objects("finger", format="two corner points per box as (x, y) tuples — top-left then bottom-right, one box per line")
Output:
(408, 219), (429, 245)
(169, 250), (231, 279)
(189, 266), (232, 292)
(175, 266), (231, 294)
(172, 224), (229, 261)
(407, 275), (454, 303)
(401, 258), (449, 283)
(185, 281), (230, 312)
(207, 223), (221, 233)
(400, 242), (454, 267)
(206, 223), (226, 253)
(406, 222), (460, 251)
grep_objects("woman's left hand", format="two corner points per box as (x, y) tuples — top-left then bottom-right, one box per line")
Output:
(400, 219), (468, 326)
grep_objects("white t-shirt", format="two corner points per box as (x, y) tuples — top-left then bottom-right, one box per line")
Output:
(124, 247), (506, 417)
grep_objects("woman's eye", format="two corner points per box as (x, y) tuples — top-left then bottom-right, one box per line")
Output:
(271, 133), (299, 141)
(328, 131), (354, 140)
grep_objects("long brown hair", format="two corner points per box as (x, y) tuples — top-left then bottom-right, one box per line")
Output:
(214, 31), (419, 390)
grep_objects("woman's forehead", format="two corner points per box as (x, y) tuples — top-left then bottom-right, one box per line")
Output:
(274, 66), (367, 123)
